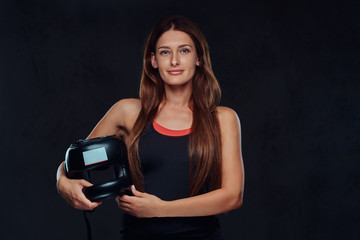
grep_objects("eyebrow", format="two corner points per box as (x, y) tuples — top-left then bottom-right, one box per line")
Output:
(157, 44), (193, 50)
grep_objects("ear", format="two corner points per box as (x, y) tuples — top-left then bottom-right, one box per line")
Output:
(196, 58), (200, 66)
(151, 52), (158, 69)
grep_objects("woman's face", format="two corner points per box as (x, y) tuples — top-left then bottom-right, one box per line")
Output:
(151, 30), (200, 87)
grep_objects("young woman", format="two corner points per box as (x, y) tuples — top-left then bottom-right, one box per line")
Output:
(57, 15), (244, 239)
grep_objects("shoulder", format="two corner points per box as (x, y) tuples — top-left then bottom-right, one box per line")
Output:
(105, 98), (141, 130)
(112, 98), (141, 116)
(216, 106), (241, 136)
(86, 98), (141, 139)
(216, 106), (240, 125)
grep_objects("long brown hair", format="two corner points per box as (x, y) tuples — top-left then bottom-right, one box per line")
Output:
(128, 16), (222, 196)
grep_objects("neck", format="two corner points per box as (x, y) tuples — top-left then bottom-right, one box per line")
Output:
(163, 82), (193, 108)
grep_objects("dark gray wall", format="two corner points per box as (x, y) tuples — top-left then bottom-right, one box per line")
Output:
(0, 0), (359, 239)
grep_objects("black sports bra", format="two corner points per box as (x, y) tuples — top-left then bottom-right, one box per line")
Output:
(121, 122), (221, 239)
(140, 121), (191, 201)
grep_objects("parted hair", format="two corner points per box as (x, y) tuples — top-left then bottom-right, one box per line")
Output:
(128, 15), (222, 196)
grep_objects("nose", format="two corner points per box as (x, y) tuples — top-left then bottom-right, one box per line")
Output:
(171, 52), (179, 66)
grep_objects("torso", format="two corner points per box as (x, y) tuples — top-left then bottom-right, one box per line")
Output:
(139, 120), (191, 200)
(121, 120), (221, 238)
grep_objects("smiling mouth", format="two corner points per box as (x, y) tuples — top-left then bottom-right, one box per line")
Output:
(168, 70), (183, 75)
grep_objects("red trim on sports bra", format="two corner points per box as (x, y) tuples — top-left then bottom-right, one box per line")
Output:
(153, 121), (192, 137)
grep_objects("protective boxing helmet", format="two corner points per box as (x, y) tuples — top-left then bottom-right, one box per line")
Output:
(65, 135), (132, 202)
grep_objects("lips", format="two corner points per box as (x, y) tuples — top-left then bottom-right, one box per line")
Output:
(168, 69), (183, 75)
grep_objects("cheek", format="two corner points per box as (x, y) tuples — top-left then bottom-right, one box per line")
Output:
(156, 63), (168, 78)
(155, 59), (167, 71)
(189, 58), (198, 70)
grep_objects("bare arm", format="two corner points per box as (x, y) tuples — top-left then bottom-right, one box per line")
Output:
(56, 98), (141, 210)
(118, 107), (244, 217)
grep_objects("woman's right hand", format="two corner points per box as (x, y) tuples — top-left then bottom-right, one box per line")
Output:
(56, 162), (102, 211)
(57, 176), (102, 210)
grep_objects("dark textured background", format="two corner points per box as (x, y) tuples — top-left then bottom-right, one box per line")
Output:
(0, 0), (359, 239)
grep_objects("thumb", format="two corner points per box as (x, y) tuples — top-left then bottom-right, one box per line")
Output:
(79, 179), (93, 188)
(131, 185), (144, 197)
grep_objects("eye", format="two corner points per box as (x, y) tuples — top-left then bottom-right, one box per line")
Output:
(180, 48), (190, 54)
(160, 50), (170, 55)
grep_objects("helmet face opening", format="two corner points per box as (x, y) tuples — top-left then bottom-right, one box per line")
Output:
(87, 164), (118, 185)
(65, 136), (132, 202)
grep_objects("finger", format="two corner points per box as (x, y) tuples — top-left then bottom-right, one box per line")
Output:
(118, 204), (134, 213)
(79, 179), (93, 188)
(118, 202), (132, 209)
(131, 185), (144, 197)
(116, 196), (129, 206)
(117, 194), (134, 203)
(88, 201), (102, 210)
(115, 196), (126, 206)
(75, 193), (102, 210)
(118, 205), (133, 214)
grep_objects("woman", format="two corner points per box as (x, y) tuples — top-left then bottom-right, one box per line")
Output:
(57, 15), (244, 239)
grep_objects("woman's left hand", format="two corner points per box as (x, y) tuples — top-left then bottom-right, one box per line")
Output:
(116, 185), (165, 218)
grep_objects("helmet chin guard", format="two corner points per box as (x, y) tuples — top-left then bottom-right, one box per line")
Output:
(65, 135), (132, 202)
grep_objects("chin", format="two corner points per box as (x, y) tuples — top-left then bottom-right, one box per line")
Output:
(164, 79), (192, 87)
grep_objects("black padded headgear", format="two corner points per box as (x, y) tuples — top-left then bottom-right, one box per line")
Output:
(65, 135), (132, 202)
